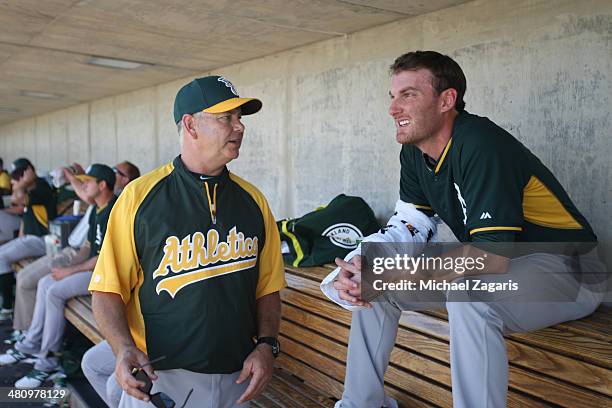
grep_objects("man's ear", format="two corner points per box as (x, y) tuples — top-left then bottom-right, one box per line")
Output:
(182, 114), (198, 139)
(100, 180), (109, 192)
(440, 88), (458, 113)
(25, 167), (35, 182)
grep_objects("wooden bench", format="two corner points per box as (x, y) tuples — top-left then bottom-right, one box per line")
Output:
(280, 264), (612, 407)
(11, 256), (611, 407)
(12, 257), (38, 272)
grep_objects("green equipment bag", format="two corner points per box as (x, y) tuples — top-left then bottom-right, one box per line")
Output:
(277, 194), (380, 267)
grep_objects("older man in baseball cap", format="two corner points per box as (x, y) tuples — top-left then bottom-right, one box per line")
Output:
(89, 76), (285, 408)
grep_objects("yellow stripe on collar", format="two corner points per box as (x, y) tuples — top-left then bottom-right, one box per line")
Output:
(435, 138), (453, 174)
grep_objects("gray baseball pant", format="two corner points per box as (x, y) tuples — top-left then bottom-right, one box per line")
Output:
(15, 271), (93, 371)
(119, 369), (250, 408)
(82, 340), (122, 408)
(339, 252), (606, 408)
(0, 235), (46, 275)
(0, 211), (21, 244)
(13, 247), (83, 330)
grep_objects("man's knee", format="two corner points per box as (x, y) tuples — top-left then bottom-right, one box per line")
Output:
(16, 276), (33, 292)
(36, 274), (54, 292)
(447, 301), (498, 323)
(81, 346), (97, 377)
(45, 282), (68, 304)
(0, 253), (10, 271)
(17, 266), (48, 291)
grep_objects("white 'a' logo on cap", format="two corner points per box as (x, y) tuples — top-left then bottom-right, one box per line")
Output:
(217, 77), (238, 96)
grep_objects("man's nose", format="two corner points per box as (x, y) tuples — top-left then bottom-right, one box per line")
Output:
(233, 118), (245, 132)
(389, 99), (401, 117)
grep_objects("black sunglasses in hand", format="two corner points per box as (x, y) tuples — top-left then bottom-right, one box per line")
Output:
(131, 357), (193, 408)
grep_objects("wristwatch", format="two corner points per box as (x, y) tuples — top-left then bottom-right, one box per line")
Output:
(256, 337), (280, 358)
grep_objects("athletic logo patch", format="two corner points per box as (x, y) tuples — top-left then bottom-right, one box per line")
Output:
(322, 223), (363, 249)
(153, 227), (258, 298)
(217, 77), (238, 96)
(480, 212), (492, 220)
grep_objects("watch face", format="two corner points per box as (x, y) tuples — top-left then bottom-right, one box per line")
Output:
(258, 337), (280, 357)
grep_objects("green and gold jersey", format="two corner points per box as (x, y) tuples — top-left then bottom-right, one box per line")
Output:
(0, 170), (10, 191)
(22, 178), (57, 236)
(89, 156), (286, 374)
(400, 111), (596, 243)
(86, 195), (117, 259)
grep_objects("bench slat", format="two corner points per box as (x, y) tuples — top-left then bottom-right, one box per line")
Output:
(276, 354), (344, 402)
(262, 382), (313, 408)
(64, 299), (103, 344)
(251, 393), (281, 408)
(555, 313), (612, 341)
(75, 295), (92, 308)
(273, 369), (336, 407)
(266, 372), (329, 408)
(510, 327), (611, 369)
(507, 366), (609, 408)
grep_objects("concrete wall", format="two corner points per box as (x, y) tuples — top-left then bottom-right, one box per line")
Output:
(1, 0), (611, 263)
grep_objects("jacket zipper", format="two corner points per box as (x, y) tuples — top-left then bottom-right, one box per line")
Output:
(204, 181), (218, 225)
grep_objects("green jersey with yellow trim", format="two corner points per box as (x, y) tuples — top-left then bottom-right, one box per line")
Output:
(89, 156), (286, 374)
(22, 178), (57, 236)
(0, 170), (10, 191)
(86, 195), (117, 259)
(400, 111), (596, 243)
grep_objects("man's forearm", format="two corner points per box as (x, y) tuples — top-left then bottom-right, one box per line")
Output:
(65, 172), (92, 203)
(256, 292), (281, 338)
(71, 244), (91, 265)
(92, 291), (136, 355)
(67, 254), (97, 275)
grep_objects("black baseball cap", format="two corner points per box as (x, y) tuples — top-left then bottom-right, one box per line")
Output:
(76, 164), (116, 190)
(11, 158), (33, 172)
(10, 158), (33, 179)
(173, 76), (262, 124)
